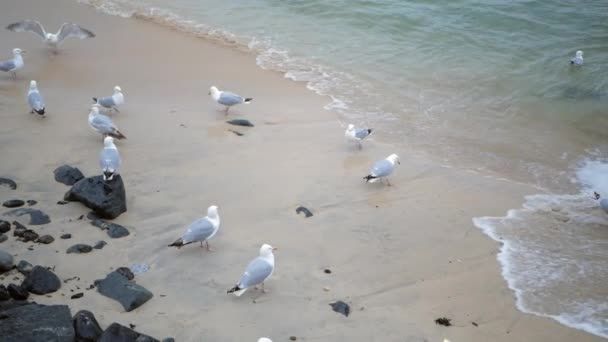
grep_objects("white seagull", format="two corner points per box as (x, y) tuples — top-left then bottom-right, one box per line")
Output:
(168, 205), (221, 251)
(6, 20), (95, 50)
(570, 50), (583, 66)
(363, 154), (400, 185)
(27, 80), (45, 116)
(88, 104), (126, 140)
(99, 137), (121, 181)
(93, 86), (124, 113)
(0, 48), (25, 79)
(227, 244), (276, 296)
(345, 124), (373, 149)
(209, 86), (253, 114)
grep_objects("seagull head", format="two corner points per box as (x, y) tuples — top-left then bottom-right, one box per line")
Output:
(29, 80), (38, 89)
(114, 86), (122, 93)
(207, 205), (219, 217)
(259, 244), (277, 256)
(387, 153), (400, 165)
(12, 48), (24, 56)
(576, 50), (583, 58)
(103, 136), (115, 147)
(347, 124), (354, 131)
(209, 86), (219, 96)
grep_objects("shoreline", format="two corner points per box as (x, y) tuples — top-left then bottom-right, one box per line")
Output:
(0, 0), (605, 341)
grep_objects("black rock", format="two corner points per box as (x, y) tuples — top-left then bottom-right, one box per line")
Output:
(73, 310), (102, 341)
(0, 234), (7, 243)
(67, 244), (93, 254)
(0, 220), (10, 233)
(36, 234), (54, 244)
(60, 233), (72, 239)
(226, 119), (254, 127)
(2, 200), (24, 208)
(20, 230), (39, 243)
(22, 266), (61, 295)
(3, 208), (51, 225)
(295, 206), (313, 218)
(0, 284), (9, 301)
(71, 292), (84, 299)
(26, 200), (37, 206)
(64, 175), (127, 219)
(0, 250), (14, 273)
(91, 219), (130, 238)
(95, 271), (153, 312)
(93, 240), (107, 249)
(54, 165), (85, 186)
(99, 323), (159, 342)
(116, 267), (135, 280)
(16, 260), (33, 275)
(0, 177), (17, 190)
(7, 284), (29, 300)
(329, 300), (351, 317)
(0, 303), (74, 341)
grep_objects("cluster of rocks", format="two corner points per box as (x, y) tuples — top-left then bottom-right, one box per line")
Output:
(0, 253), (61, 301)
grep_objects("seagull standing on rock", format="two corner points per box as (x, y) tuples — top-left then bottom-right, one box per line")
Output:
(570, 50), (583, 66)
(345, 124), (373, 149)
(99, 137), (121, 181)
(168, 205), (221, 251)
(363, 154), (400, 186)
(0, 48), (25, 79)
(93, 86), (124, 113)
(27, 80), (45, 116)
(88, 104), (126, 140)
(209, 86), (253, 114)
(228, 244), (276, 297)
(6, 20), (95, 52)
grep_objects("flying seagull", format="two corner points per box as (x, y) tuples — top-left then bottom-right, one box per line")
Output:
(6, 21), (95, 50)
(345, 124), (373, 149)
(27, 80), (45, 116)
(363, 154), (400, 185)
(168, 205), (221, 251)
(0, 48), (25, 79)
(209, 86), (252, 114)
(227, 244), (276, 296)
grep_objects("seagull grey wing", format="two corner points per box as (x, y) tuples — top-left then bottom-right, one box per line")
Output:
(237, 258), (273, 288)
(99, 148), (121, 173)
(97, 96), (115, 108)
(218, 92), (244, 106)
(6, 20), (46, 40)
(0, 60), (16, 72)
(354, 128), (371, 140)
(181, 217), (215, 244)
(28, 92), (44, 111)
(57, 23), (95, 42)
(371, 159), (394, 178)
(91, 114), (116, 133)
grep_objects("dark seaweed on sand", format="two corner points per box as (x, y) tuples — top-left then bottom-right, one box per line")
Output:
(435, 317), (452, 326)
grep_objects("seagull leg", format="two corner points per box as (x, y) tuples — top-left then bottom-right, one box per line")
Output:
(358, 141), (362, 150)
(225, 106), (230, 115)
(12, 72), (16, 80)
(386, 178), (392, 186)
(205, 240), (215, 252)
(261, 282), (269, 294)
(113, 107), (120, 114)
(200, 241), (204, 248)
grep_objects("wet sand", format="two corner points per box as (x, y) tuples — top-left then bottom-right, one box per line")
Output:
(0, 0), (604, 341)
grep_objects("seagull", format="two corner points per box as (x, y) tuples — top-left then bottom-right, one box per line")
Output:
(593, 192), (608, 214)
(168, 205), (220, 251)
(209, 86), (252, 114)
(258, 339), (273, 342)
(363, 154), (400, 185)
(0, 48), (25, 79)
(570, 50), (583, 66)
(93, 86), (124, 113)
(227, 244), (276, 297)
(6, 20), (95, 51)
(88, 104), (126, 140)
(99, 137), (121, 181)
(27, 80), (45, 116)
(345, 124), (373, 149)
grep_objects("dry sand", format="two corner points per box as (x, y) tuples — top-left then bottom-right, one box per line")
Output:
(0, 0), (604, 341)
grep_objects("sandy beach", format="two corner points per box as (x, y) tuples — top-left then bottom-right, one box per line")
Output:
(0, 0), (604, 341)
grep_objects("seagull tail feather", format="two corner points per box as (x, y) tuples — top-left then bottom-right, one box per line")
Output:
(227, 285), (247, 296)
(92, 97), (98, 103)
(363, 175), (378, 183)
(244, 98), (253, 104)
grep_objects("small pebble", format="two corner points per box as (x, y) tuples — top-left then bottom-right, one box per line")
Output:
(60, 234), (72, 239)
(290, 336), (297, 341)
(3, 200), (25, 208)
(324, 269), (332, 274)
(71, 292), (83, 299)
(323, 287), (330, 292)
(26, 200), (37, 206)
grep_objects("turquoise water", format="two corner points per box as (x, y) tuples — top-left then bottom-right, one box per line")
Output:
(83, 0), (608, 337)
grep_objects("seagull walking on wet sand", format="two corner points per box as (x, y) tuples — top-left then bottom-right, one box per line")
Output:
(209, 86), (253, 114)
(570, 50), (583, 66)
(88, 104), (127, 140)
(0, 48), (25, 79)
(363, 153), (400, 186)
(93, 86), (124, 113)
(227, 244), (276, 297)
(6, 20), (95, 51)
(27, 80), (45, 116)
(345, 124), (373, 149)
(168, 205), (220, 251)
(100, 137), (121, 181)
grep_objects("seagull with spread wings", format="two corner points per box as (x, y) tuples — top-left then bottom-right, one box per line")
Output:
(6, 20), (95, 51)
